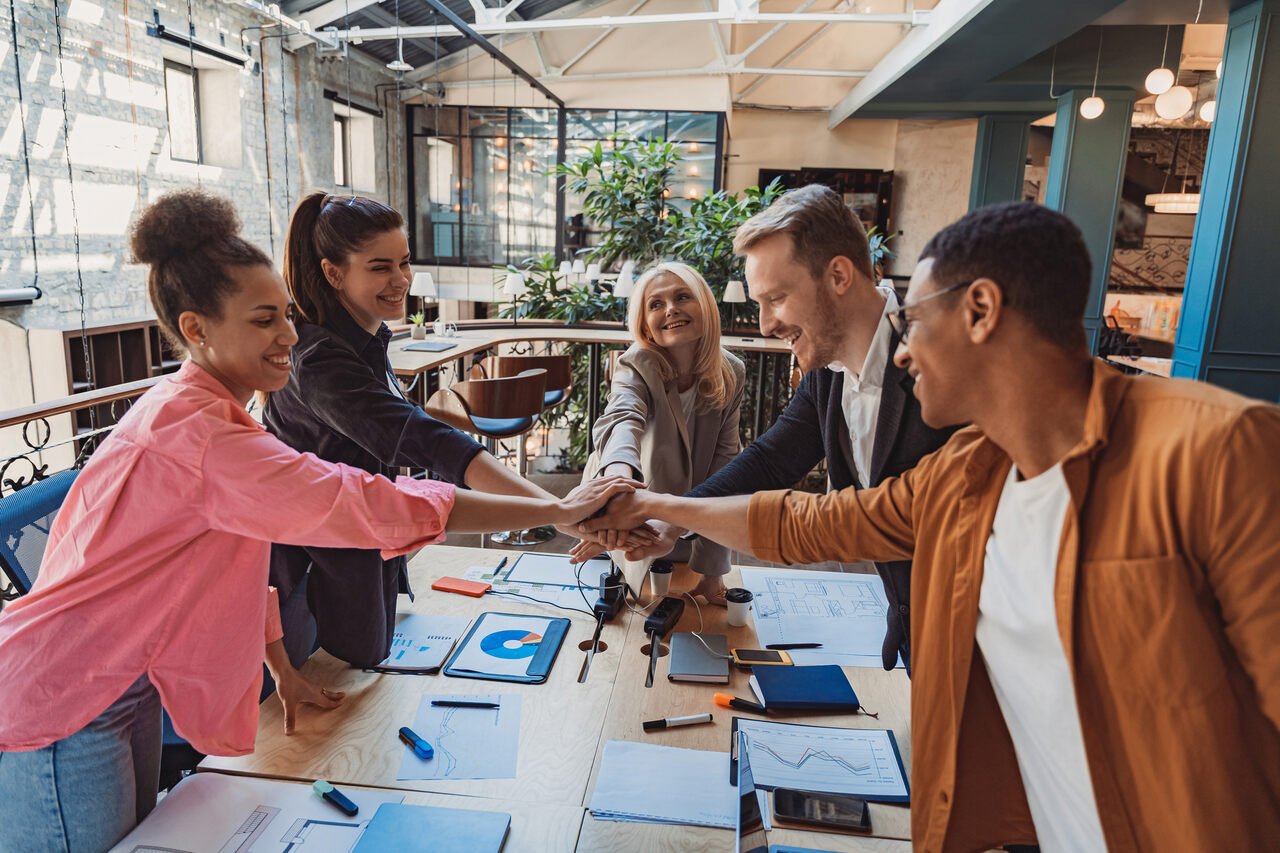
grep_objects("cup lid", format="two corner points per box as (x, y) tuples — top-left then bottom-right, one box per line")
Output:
(724, 588), (753, 604)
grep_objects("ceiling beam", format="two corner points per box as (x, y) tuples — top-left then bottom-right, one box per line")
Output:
(452, 65), (871, 84)
(328, 10), (925, 40)
(734, 0), (820, 64)
(557, 0), (652, 75)
(827, 0), (997, 127)
(735, 2), (844, 100)
(292, 0), (382, 28)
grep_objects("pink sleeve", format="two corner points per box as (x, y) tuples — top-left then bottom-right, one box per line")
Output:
(264, 587), (283, 644)
(201, 424), (455, 557)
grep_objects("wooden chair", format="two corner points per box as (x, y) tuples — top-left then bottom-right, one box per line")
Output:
(483, 354), (573, 413)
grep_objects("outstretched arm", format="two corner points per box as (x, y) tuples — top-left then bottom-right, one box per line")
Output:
(447, 475), (641, 533)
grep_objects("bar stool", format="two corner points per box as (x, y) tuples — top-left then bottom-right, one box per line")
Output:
(481, 355), (574, 545)
(424, 369), (548, 448)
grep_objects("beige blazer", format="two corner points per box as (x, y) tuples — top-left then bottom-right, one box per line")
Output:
(585, 344), (746, 578)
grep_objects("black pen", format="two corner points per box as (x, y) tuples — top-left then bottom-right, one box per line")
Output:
(766, 643), (823, 650)
(494, 556), (509, 571)
(431, 700), (500, 709)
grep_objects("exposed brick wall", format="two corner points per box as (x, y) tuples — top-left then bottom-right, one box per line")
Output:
(0, 0), (403, 331)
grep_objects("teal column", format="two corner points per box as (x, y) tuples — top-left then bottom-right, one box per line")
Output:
(969, 115), (1034, 210)
(1043, 87), (1135, 353)
(1172, 0), (1280, 401)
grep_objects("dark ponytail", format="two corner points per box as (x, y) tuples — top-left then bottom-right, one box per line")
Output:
(283, 192), (404, 326)
(130, 190), (272, 353)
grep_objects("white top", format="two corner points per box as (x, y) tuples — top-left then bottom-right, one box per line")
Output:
(677, 384), (698, 429)
(977, 464), (1107, 853)
(829, 285), (897, 486)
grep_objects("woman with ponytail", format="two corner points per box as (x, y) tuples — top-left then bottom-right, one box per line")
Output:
(0, 191), (633, 852)
(267, 192), (646, 669)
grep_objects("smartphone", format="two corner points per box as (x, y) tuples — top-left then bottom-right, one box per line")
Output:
(430, 576), (491, 597)
(772, 788), (871, 833)
(730, 648), (793, 667)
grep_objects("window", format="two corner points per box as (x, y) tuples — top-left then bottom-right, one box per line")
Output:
(163, 61), (201, 163)
(408, 106), (724, 266)
(333, 115), (350, 187)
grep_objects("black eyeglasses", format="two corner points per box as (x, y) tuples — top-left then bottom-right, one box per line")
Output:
(887, 280), (973, 340)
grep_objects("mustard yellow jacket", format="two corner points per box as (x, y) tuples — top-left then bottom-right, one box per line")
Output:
(749, 360), (1280, 852)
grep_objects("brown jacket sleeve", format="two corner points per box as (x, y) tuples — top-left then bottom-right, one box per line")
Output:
(748, 463), (921, 565)
(1204, 403), (1280, 729)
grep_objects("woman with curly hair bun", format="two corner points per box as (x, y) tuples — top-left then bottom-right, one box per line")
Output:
(0, 190), (635, 852)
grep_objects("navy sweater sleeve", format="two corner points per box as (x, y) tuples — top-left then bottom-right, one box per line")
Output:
(685, 371), (827, 498)
(295, 339), (484, 485)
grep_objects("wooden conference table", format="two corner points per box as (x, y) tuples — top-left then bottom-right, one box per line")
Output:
(386, 322), (792, 441)
(201, 545), (913, 852)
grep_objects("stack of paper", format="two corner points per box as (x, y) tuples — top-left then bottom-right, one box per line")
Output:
(375, 613), (471, 672)
(588, 741), (739, 829)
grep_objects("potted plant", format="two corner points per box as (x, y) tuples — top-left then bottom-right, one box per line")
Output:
(409, 311), (427, 339)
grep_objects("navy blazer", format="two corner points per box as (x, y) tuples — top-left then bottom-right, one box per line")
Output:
(687, 336), (955, 670)
(265, 308), (484, 667)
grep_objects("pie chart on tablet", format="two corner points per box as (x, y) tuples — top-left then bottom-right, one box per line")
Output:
(480, 629), (543, 659)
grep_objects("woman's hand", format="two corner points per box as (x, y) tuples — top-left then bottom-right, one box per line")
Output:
(559, 475), (644, 524)
(273, 670), (345, 735)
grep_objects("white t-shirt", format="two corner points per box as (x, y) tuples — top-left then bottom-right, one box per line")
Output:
(829, 285), (897, 486)
(976, 464), (1107, 853)
(677, 384), (698, 429)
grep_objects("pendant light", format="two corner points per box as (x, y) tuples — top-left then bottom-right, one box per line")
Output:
(386, 0), (414, 73)
(1079, 29), (1105, 119)
(1145, 26), (1175, 95)
(1155, 85), (1193, 120)
(1146, 129), (1200, 215)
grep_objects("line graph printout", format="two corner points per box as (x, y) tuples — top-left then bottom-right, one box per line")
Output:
(397, 694), (520, 781)
(736, 719), (909, 802)
(740, 568), (899, 668)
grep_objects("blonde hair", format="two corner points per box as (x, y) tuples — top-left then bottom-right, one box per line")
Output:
(627, 262), (736, 412)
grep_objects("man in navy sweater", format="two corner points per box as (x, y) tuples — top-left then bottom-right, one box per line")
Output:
(598, 185), (953, 670)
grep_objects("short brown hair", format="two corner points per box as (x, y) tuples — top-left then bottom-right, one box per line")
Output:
(733, 184), (873, 281)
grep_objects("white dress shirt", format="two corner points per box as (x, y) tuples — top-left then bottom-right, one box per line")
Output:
(828, 285), (897, 487)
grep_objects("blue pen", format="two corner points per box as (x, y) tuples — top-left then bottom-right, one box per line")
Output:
(312, 780), (359, 816)
(399, 726), (434, 760)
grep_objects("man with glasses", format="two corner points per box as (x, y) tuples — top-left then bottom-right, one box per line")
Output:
(592, 184), (953, 671)
(581, 201), (1280, 850)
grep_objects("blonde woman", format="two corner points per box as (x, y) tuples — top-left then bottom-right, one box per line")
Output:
(584, 262), (746, 603)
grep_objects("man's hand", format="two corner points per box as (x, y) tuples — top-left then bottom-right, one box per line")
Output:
(621, 519), (683, 562)
(273, 670), (344, 735)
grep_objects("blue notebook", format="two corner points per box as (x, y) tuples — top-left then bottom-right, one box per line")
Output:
(353, 802), (510, 852)
(749, 664), (862, 712)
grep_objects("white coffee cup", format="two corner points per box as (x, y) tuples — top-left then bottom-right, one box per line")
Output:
(725, 588), (753, 627)
(649, 559), (673, 598)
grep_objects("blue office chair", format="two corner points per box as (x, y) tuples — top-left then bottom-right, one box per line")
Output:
(0, 469), (79, 598)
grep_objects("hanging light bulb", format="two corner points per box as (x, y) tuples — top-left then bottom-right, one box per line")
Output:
(1079, 30), (1105, 120)
(1199, 100), (1216, 122)
(1155, 86), (1194, 120)
(1145, 25), (1174, 95)
(1146, 67), (1175, 95)
(1080, 96), (1105, 120)
(386, 0), (414, 73)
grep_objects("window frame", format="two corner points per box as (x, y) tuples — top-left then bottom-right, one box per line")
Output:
(333, 113), (351, 188)
(162, 59), (203, 164)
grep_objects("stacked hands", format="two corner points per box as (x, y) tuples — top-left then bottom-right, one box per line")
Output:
(555, 477), (671, 559)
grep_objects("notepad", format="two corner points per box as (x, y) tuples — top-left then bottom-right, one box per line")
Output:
(352, 803), (510, 853)
(668, 632), (730, 684)
(403, 340), (459, 352)
(749, 665), (862, 712)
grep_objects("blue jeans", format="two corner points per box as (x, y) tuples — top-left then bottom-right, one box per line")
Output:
(0, 673), (162, 853)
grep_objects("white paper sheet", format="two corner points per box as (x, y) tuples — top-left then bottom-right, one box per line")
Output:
(375, 613), (471, 671)
(110, 773), (403, 853)
(736, 719), (909, 801)
(740, 567), (903, 668)
(463, 564), (594, 613)
(396, 694), (521, 781)
(447, 612), (562, 678)
(502, 552), (610, 587)
(588, 741), (739, 829)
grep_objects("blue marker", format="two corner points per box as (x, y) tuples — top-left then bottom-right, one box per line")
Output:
(312, 780), (358, 816)
(399, 726), (434, 760)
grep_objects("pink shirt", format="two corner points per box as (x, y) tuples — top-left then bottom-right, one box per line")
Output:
(0, 360), (455, 756)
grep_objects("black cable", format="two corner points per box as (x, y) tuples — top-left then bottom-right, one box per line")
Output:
(51, 0), (92, 423)
(7, 0), (38, 296)
(487, 588), (592, 616)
